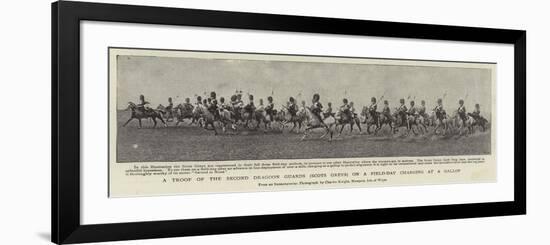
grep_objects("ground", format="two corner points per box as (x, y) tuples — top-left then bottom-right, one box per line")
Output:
(116, 112), (491, 163)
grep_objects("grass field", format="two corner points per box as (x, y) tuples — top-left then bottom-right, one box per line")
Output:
(116, 113), (491, 163)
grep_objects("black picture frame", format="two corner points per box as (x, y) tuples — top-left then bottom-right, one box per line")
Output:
(52, 1), (526, 244)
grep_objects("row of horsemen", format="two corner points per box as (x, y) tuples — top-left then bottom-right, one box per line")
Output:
(124, 91), (489, 136)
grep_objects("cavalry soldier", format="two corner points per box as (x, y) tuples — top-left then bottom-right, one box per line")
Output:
(210, 91), (217, 104)
(457, 99), (467, 124)
(418, 100), (428, 118)
(183, 97), (193, 112)
(219, 97), (230, 110)
(397, 98), (408, 124)
(408, 100), (417, 116)
(368, 97), (378, 123)
(382, 100), (391, 119)
(257, 98), (265, 111)
(288, 97), (298, 117)
(137, 94), (151, 112)
(311, 93), (325, 125)
(434, 98), (445, 121)
(244, 94), (256, 115)
(208, 99), (219, 119)
(300, 100), (307, 114)
(324, 102), (334, 118)
(196, 95), (203, 106)
(340, 98), (352, 119)
(265, 96), (275, 121)
(166, 97), (174, 121)
(468, 103), (482, 121)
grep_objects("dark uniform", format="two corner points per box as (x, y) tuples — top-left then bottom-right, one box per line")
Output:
(311, 93), (324, 123)
(340, 98), (352, 119)
(397, 99), (408, 124)
(244, 94), (256, 114)
(382, 101), (391, 118)
(457, 99), (467, 123)
(418, 101), (427, 118)
(469, 104), (482, 121)
(434, 98), (445, 121)
(288, 97), (298, 116)
(265, 96), (275, 120)
(408, 101), (417, 116)
(137, 95), (150, 112)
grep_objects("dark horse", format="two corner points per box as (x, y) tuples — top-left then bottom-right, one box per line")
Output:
(122, 102), (167, 128)
(335, 110), (362, 135)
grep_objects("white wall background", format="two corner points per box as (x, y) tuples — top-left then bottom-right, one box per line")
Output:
(0, 0), (545, 244)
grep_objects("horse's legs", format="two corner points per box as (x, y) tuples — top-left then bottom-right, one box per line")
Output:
(339, 123), (345, 135)
(138, 119), (142, 128)
(211, 122), (218, 135)
(122, 117), (133, 127)
(301, 127), (310, 141)
(152, 118), (157, 128)
(355, 119), (362, 132)
(158, 116), (167, 127)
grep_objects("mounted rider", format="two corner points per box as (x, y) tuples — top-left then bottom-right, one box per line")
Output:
(165, 97), (174, 121)
(208, 91), (219, 119)
(137, 94), (151, 113)
(244, 94), (256, 117)
(340, 98), (352, 119)
(418, 100), (428, 118)
(324, 102), (334, 118)
(287, 97), (298, 117)
(310, 93), (325, 126)
(265, 96), (275, 121)
(457, 99), (467, 124)
(219, 97), (230, 110)
(434, 98), (445, 121)
(195, 95), (203, 107)
(408, 100), (417, 117)
(368, 97), (379, 124)
(468, 103), (482, 121)
(382, 100), (391, 119)
(397, 98), (408, 124)
(182, 97), (193, 113)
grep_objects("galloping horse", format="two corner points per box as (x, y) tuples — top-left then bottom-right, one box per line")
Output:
(280, 107), (306, 133)
(430, 110), (452, 135)
(360, 106), (379, 134)
(301, 107), (335, 141)
(172, 103), (197, 126)
(122, 102), (167, 128)
(192, 104), (234, 135)
(335, 110), (362, 135)
(405, 113), (427, 135)
(449, 110), (475, 135)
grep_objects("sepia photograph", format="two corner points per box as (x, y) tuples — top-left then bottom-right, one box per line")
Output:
(111, 48), (494, 163)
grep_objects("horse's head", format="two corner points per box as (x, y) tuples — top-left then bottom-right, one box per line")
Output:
(126, 102), (137, 111)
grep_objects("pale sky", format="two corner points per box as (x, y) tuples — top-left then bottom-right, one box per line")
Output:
(116, 55), (492, 115)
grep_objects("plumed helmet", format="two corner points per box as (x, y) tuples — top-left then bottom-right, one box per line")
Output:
(437, 98), (442, 103)
(313, 93), (320, 101)
(371, 97), (376, 102)
(249, 94), (254, 100)
(343, 98), (348, 103)
(410, 100), (415, 105)
(400, 98), (405, 103)
(328, 102), (332, 106)
(168, 97), (172, 102)
(475, 103), (480, 107)
(459, 99), (464, 104)
(139, 94), (145, 100)
(197, 96), (202, 101)
(384, 100), (388, 105)
(210, 91), (216, 98)
(268, 96), (273, 101)
(185, 97), (190, 102)
(230, 95), (237, 101)
(289, 97), (295, 102)
(220, 97), (225, 102)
